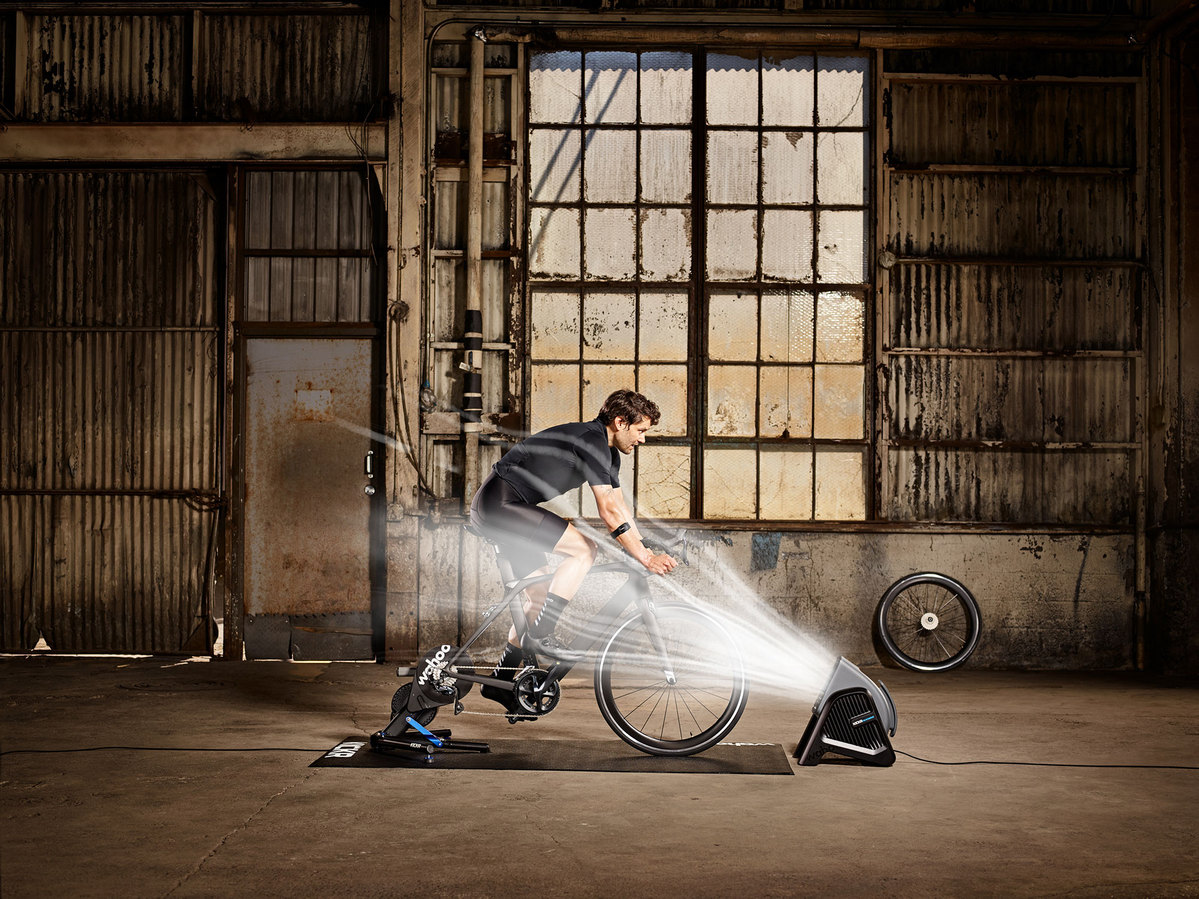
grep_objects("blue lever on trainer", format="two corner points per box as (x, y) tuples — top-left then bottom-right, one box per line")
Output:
(405, 716), (444, 747)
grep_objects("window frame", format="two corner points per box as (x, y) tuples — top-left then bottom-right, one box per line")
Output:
(522, 45), (875, 524)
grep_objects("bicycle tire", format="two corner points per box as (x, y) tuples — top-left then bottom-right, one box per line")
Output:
(594, 603), (748, 757)
(875, 572), (981, 672)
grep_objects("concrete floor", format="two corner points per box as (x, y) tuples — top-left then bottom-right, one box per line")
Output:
(2, 655), (1197, 898)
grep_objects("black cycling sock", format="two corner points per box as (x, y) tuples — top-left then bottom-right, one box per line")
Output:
(491, 642), (524, 680)
(531, 592), (570, 637)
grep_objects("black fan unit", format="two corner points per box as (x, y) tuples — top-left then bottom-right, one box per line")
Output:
(795, 657), (898, 767)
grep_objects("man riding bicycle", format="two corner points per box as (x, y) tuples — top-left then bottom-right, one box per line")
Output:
(469, 389), (678, 717)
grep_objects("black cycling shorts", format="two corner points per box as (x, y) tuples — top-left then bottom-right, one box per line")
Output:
(469, 473), (569, 578)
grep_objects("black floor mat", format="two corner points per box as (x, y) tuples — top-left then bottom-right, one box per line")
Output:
(312, 737), (794, 775)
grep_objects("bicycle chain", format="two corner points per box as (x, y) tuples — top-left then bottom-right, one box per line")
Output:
(440, 664), (548, 718)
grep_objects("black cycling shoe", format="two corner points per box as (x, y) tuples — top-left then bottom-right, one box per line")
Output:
(530, 633), (585, 662)
(481, 683), (536, 722)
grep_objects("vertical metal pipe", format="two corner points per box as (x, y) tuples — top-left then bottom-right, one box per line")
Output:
(462, 31), (485, 509)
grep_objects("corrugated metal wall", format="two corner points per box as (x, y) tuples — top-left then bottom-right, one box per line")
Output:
(13, 10), (377, 123)
(880, 53), (1142, 526)
(23, 13), (186, 121)
(195, 13), (375, 121)
(0, 172), (220, 653)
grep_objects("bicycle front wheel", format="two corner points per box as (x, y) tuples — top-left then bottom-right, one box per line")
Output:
(876, 572), (982, 672)
(594, 603), (748, 756)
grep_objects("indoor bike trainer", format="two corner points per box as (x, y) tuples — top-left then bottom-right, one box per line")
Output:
(794, 657), (899, 767)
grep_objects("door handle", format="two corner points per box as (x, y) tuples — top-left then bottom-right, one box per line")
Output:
(364, 450), (376, 496)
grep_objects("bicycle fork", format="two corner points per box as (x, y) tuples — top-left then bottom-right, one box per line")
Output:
(635, 585), (678, 686)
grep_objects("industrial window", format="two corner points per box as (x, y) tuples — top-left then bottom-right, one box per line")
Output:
(526, 49), (870, 521)
(241, 169), (376, 323)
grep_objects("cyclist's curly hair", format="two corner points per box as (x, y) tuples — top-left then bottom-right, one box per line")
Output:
(597, 389), (660, 427)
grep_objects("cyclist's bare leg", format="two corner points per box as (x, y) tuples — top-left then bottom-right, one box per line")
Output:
(502, 524), (595, 645)
(505, 566), (551, 646)
(546, 523), (598, 604)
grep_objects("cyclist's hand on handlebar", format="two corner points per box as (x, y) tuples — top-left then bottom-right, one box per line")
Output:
(644, 552), (678, 575)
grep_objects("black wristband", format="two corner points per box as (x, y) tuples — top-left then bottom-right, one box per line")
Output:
(610, 522), (631, 539)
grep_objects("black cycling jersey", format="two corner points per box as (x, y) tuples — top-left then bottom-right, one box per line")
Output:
(491, 418), (620, 505)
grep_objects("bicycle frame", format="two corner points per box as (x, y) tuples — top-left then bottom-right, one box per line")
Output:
(443, 559), (656, 694)
(383, 550), (669, 734)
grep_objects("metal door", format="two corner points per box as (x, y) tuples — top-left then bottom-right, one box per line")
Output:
(243, 338), (374, 659)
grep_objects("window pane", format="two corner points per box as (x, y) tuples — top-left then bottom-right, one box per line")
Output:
(639, 364), (688, 437)
(640, 208), (692, 282)
(704, 448), (757, 518)
(707, 52), (758, 127)
(817, 56), (868, 128)
(530, 364), (580, 433)
(637, 445), (691, 519)
(639, 290), (689, 361)
(762, 209), (814, 282)
(529, 129), (580, 203)
(813, 364), (864, 439)
(817, 209), (866, 283)
(760, 448), (814, 519)
(584, 208), (636, 280)
(759, 366), (813, 437)
(529, 207), (580, 279)
(530, 51), (581, 124)
(708, 291), (758, 361)
(707, 131), (758, 204)
(584, 363), (636, 418)
(708, 365), (757, 436)
(815, 448), (865, 519)
(817, 131), (866, 205)
(530, 289), (581, 360)
(585, 51), (637, 124)
(641, 130), (692, 203)
(762, 55), (815, 127)
(641, 51), (693, 125)
(583, 291), (636, 360)
(762, 131), (814, 205)
(761, 289), (815, 363)
(706, 209), (758, 280)
(584, 129), (636, 203)
(815, 291), (864, 363)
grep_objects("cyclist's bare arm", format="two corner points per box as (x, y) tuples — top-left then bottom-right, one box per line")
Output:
(591, 484), (678, 575)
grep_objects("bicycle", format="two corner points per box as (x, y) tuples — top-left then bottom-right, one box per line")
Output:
(874, 572), (982, 672)
(370, 528), (749, 759)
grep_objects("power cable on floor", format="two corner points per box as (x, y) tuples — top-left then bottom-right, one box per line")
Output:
(897, 750), (1199, 771)
(0, 746), (327, 756)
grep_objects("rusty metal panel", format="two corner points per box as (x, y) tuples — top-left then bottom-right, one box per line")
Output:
(889, 264), (1137, 351)
(1, 172), (216, 327)
(887, 355), (1133, 444)
(889, 81), (1136, 168)
(0, 494), (214, 653)
(889, 172), (1134, 259)
(196, 13), (375, 122)
(23, 13), (185, 121)
(2, 330), (219, 492)
(0, 171), (219, 653)
(886, 448), (1132, 525)
(242, 339), (373, 658)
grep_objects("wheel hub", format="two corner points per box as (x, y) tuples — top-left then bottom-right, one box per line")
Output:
(920, 612), (940, 631)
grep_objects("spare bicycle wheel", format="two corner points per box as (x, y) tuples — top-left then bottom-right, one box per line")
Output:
(875, 572), (981, 672)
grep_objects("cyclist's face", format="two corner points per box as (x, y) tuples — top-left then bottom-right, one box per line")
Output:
(614, 416), (652, 454)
